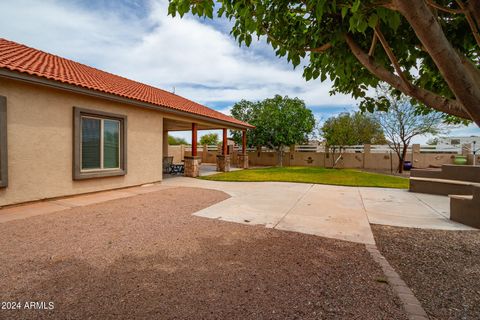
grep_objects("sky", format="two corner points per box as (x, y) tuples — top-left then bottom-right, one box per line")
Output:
(0, 0), (478, 143)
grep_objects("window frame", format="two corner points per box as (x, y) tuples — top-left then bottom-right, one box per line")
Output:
(73, 107), (127, 180)
(0, 96), (7, 188)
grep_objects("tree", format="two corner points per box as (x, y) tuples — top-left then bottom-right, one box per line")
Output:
(426, 137), (439, 145)
(321, 111), (386, 146)
(168, 135), (188, 145)
(374, 94), (447, 173)
(320, 111), (386, 167)
(199, 133), (219, 145)
(168, 0), (480, 126)
(231, 95), (315, 166)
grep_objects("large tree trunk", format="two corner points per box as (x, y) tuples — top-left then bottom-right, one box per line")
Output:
(394, 0), (480, 126)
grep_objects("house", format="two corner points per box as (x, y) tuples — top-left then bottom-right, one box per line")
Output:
(0, 38), (252, 207)
(436, 136), (478, 148)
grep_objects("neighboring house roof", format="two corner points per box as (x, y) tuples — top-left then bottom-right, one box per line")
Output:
(0, 38), (252, 129)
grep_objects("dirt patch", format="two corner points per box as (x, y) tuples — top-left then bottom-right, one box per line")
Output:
(0, 187), (405, 319)
(372, 225), (480, 320)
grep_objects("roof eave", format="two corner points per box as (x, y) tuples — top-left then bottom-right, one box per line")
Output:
(0, 68), (254, 130)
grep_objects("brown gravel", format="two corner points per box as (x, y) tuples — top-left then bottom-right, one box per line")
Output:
(372, 225), (480, 320)
(0, 187), (406, 320)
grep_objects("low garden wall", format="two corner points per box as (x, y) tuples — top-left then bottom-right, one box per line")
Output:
(169, 144), (479, 170)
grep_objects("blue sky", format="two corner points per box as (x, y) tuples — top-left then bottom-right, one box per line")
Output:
(0, 0), (478, 143)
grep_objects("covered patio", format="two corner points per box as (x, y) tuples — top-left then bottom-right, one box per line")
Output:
(162, 116), (252, 177)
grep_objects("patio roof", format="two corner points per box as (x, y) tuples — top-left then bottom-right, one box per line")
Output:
(0, 38), (253, 130)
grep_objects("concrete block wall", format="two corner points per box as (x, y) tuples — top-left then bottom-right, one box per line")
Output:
(172, 143), (461, 170)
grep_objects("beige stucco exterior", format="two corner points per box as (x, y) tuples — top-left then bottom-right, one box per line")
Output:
(0, 78), (168, 207)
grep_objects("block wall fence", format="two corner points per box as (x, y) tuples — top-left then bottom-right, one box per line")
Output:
(168, 144), (480, 170)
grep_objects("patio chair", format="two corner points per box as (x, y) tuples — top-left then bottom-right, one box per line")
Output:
(163, 156), (174, 174)
(170, 163), (185, 175)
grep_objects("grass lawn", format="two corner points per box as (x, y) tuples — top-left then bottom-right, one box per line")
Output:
(200, 166), (409, 189)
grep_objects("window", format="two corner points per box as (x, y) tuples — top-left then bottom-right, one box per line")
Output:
(73, 107), (127, 180)
(0, 96), (7, 188)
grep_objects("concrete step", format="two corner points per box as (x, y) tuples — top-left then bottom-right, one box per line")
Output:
(449, 194), (473, 200)
(411, 165), (480, 183)
(409, 177), (479, 196)
(450, 187), (480, 228)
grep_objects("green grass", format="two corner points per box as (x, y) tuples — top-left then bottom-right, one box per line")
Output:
(200, 166), (409, 189)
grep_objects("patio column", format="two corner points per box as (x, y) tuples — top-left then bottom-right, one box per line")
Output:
(162, 130), (169, 157)
(222, 128), (228, 155)
(192, 123), (198, 157)
(184, 123), (200, 177)
(238, 130), (249, 169)
(216, 128), (230, 172)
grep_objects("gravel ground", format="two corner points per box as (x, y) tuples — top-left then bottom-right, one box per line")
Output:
(0, 187), (406, 320)
(372, 225), (480, 320)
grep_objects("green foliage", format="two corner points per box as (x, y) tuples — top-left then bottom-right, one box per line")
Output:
(199, 133), (219, 145)
(201, 166), (409, 189)
(168, 135), (188, 145)
(230, 95), (315, 150)
(168, 0), (478, 119)
(321, 111), (386, 146)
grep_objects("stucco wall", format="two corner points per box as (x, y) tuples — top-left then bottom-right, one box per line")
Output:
(0, 79), (165, 206)
(177, 147), (458, 171)
(168, 145), (185, 164)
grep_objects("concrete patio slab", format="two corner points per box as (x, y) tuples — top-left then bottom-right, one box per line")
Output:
(163, 177), (476, 244)
(0, 183), (175, 223)
(53, 190), (140, 207)
(187, 179), (312, 228)
(359, 188), (473, 230)
(0, 202), (69, 223)
(276, 185), (375, 244)
(1, 175), (475, 240)
(412, 192), (450, 218)
(162, 178), (377, 244)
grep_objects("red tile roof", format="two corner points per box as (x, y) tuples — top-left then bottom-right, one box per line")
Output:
(0, 38), (252, 128)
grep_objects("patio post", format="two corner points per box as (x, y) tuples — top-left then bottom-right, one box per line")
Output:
(216, 128), (230, 172)
(162, 130), (169, 157)
(222, 128), (228, 155)
(192, 123), (198, 157)
(184, 123), (200, 177)
(238, 130), (249, 169)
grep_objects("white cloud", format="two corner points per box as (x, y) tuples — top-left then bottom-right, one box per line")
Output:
(1, 0), (478, 143)
(0, 0), (354, 108)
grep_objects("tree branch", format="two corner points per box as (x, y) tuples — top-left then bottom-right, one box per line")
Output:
(466, 0), (480, 28)
(426, 0), (480, 50)
(344, 33), (471, 119)
(426, 0), (463, 14)
(306, 43), (333, 53)
(456, 0), (480, 47)
(368, 33), (378, 56)
(374, 25), (412, 89)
